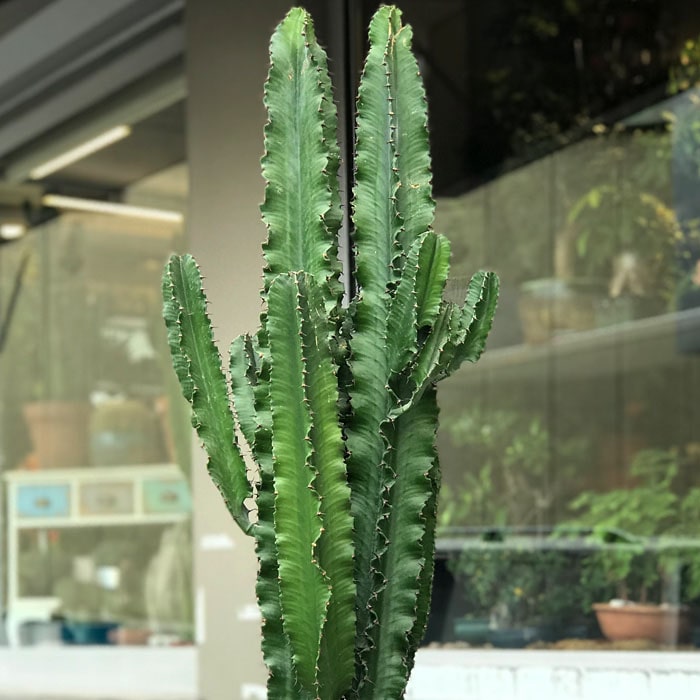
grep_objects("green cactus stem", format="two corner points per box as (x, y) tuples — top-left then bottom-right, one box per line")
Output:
(162, 6), (498, 699)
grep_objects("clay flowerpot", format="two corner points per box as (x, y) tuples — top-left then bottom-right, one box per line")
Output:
(593, 602), (691, 645)
(89, 399), (164, 466)
(109, 627), (151, 645)
(518, 278), (608, 344)
(23, 401), (90, 468)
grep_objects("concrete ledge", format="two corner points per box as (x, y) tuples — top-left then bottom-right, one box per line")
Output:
(1, 647), (698, 700)
(0, 647), (197, 700)
(407, 649), (700, 700)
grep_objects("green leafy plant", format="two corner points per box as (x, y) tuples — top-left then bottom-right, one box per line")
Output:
(44, 228), (97, 402)
(564, 167), (681, 304)
(440, 409), (586, 529)
(161, 6), (497, 699)
(450, 544), (545, 627)
(564, 37), (700, 308)
(567, 448), (700, 605)
(450, 540), (610, 636)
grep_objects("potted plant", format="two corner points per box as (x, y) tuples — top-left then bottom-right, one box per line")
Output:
(567, 448), (697, 644)
(447, 541), (508, 646)
(449, 538), (606, 648)
(450, 543), (543, 648)
(161, 6), (497, 698)
(22, 233), (96, 468)
(567, 180), (682, 320)
(53, 577), (119, 645)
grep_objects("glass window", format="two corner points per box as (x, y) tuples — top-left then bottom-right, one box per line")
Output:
(358, 0), (700, 657)
(0, 178), (191, 647)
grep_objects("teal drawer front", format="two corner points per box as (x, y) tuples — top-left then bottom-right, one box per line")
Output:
(17, 484), (70, 518)
(143, 479), (191, 514)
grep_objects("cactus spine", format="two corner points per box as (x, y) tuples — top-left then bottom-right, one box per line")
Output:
(162, 6), (498, 700)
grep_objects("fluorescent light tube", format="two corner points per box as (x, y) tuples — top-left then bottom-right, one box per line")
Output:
(42, 194), (184, 223)
(0, 223), (26, 240)
(29, 125), (132, 180)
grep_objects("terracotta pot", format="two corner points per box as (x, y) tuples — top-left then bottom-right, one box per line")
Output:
(109, 626), (151, 645)
(23, 401), (90, 468)
(593, 602), (691, 645)
(518, 278), (608, 344)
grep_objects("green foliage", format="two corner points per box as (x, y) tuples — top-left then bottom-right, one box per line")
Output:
(564, 39), (700, 303)
(441, 408), (586, 528)
(567, 448), (700, 604)
(450, 541), (611, 629)
(569, 449), (679, 538)
(162, 6), (497, 699)
(567, 178), (682, 298)
(481, 0), (666, 162)
(669, 36), (700, 96)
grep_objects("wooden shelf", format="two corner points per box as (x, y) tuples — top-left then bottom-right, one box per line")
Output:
(3, 464), (191, 646)
(443, 306), (700, 388)
(5, 464), (190, 528)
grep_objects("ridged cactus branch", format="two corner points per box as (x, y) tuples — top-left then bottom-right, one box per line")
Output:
(266, 272), (328, 694)
(363, 391), (440, 697)
(260, 7), (343, 307)
(345, 8), (406, 674)
(162, 255), (253, 535)
(229, 334), (260, 452)
(162, 6), (498, 699)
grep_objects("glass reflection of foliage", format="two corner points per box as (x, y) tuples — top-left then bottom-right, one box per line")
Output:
(669, 37), (700, 96)
(567, 448), (700, 604)
(568, 178), (683, 304)
(0, 240), (39, 467)
(668, 35), (700, 303)
(481, 0), (668, 164)
(54, 529), (147, 623)
(440, 409), (588, 529)
(46, 226), (95, 402)
(450, 544), (610, 628)
(564, 28), (700, 311)
(144, 522), (193, 639)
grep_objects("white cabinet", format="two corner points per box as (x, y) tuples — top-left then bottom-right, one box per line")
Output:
(4, 464), (190, 646)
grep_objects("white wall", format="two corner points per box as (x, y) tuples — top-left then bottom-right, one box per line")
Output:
(407, 649), (700, 700)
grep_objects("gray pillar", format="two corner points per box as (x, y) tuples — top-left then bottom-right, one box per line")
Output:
(184, 1), (338, 698)
(185, 2), (287, 698)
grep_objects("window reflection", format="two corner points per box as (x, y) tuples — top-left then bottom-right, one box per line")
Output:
(0, 180), (192, 647)
(364, 0), (700, 652)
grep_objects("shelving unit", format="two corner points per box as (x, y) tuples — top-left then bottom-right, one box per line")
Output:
(443, 306), (700, 389)
(4, 464), (190, 646)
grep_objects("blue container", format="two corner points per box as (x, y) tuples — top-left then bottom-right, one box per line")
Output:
(62, 621), (118, 645)
(453, 618), (491, 645)
(489, 626), (540, 648)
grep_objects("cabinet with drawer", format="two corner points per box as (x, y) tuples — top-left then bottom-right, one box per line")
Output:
(17, 484), (70, 518)
(79, 482), (133, 516)
(4, 464), (190, 646)
(143, 479), (191, 514)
